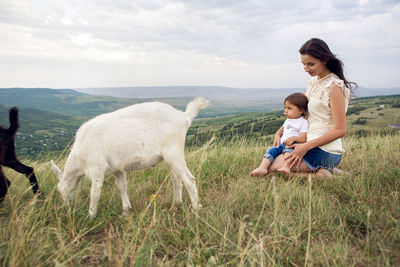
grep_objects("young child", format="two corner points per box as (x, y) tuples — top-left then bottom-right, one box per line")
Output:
(250, 93), (309, 176)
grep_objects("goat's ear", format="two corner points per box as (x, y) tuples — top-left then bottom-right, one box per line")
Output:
(50, 160), (63, 179)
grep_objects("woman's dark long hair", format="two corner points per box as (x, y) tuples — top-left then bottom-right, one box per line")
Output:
(299, 38), (357, 93)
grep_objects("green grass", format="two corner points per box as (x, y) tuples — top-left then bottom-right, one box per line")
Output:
(1, 132), (399, 266)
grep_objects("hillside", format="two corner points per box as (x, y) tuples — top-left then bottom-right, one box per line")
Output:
(187, 94), (400, 146)
(0, 132), (399, 265)
(1, 88), (399, 157)
(0, 105), (82, 156)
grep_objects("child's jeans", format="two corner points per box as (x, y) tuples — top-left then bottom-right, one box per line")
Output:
(263, 144), (293, 163)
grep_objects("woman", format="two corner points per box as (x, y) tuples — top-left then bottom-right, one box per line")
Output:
(269, 38), (356, 178)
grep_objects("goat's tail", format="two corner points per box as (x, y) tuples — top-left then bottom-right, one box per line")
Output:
(7, 106), (19, 135)
(184, 97), (210, 124)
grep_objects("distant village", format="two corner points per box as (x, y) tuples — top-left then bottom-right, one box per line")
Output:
(16, 129), (74, 156)
(379, 104), (400, 129)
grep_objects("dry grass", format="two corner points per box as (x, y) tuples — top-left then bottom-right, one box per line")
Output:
(1, 133), (400, 266)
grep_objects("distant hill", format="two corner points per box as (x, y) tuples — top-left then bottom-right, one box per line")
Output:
(354, 86), (400, 97)
(76, 85), (400, 116)
(75, 86), (304, 116)
(76, 86), (302, 101)
(0, 87), (286, 118)
(0, 88), (142, 119)
(77, 85), (400, 100)
(3, 86), (397, 121)
(0, 88), (399, 156)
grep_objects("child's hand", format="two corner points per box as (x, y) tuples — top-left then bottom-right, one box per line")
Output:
(284, 137), (296, 146)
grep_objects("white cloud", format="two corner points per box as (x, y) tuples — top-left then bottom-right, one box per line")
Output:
(0, 0), (399, 88)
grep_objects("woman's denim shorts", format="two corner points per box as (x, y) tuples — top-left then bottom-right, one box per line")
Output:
(302, 147), (342, 171)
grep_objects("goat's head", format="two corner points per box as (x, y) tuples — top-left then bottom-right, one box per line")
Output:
(51, 160), (75, 203)
(57, 181), (70, 203)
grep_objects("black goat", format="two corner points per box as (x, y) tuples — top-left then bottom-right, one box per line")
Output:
(0, 107), (41, 202)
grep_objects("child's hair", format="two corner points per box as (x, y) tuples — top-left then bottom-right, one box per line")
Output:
(285, 93), (308, 116)
(299, 38), (357, 94)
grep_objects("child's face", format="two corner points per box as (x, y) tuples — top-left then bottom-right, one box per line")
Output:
(284, 101), (304, 119)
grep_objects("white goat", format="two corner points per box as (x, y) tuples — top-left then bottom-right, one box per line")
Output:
(51, 97), (209, 218)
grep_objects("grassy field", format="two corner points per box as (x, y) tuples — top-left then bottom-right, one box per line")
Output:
(0, 131), (399, 266)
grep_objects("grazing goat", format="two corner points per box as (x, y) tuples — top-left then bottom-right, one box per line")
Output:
(0, 107), (41, 202)
(51, 97), (209, 217)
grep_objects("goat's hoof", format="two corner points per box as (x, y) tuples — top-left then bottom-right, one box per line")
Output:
(88, 210), (96, 219)
(121, 210), (130, 218)
(36, 191), (45, 200)
(191, 203), (202, 211)
(169, 205), (179, 214)
(170, 202), (182, 213)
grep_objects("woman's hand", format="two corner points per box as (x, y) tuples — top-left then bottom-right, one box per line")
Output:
(286, 142), (310, 169)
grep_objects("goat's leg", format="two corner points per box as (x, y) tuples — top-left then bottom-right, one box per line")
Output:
(4, 159), (40, 195)
(0, 167), (11, 203)
(114, 171), (132, 217)
(180, 169), (201, 210)
(171, 172), (183, 208)
(166, 159), (200, 210)
(86, 168), (105, 218)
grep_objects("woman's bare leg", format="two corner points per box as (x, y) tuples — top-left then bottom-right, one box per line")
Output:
(332, 167), (348, 175)
(268, 154), (335, 179)
(277, 153), (291, 174)
(270, 155), (329, 177)
(250, 158), (271, 177)
(290, 168), (332, 179)
(315, 168), (333, 179)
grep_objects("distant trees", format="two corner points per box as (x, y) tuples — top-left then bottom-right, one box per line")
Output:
(392, 102), (400, 108)
(186, 115), (285, 147)
(352, 117), (367, 125)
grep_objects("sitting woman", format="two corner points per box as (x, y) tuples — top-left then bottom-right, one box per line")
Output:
(267, 38), (356, 178)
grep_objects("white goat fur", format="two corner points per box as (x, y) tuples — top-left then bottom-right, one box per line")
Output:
(51, 97), (209, 217)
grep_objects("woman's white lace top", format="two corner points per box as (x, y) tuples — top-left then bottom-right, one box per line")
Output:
(304, 73), (351, 154)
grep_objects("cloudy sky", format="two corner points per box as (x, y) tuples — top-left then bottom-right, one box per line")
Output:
(1, 0), (399, 89)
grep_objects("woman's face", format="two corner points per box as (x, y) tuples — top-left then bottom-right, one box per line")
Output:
(301, 54), (330, 78)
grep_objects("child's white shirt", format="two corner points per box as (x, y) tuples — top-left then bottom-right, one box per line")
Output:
(280, 117), (309, 144)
